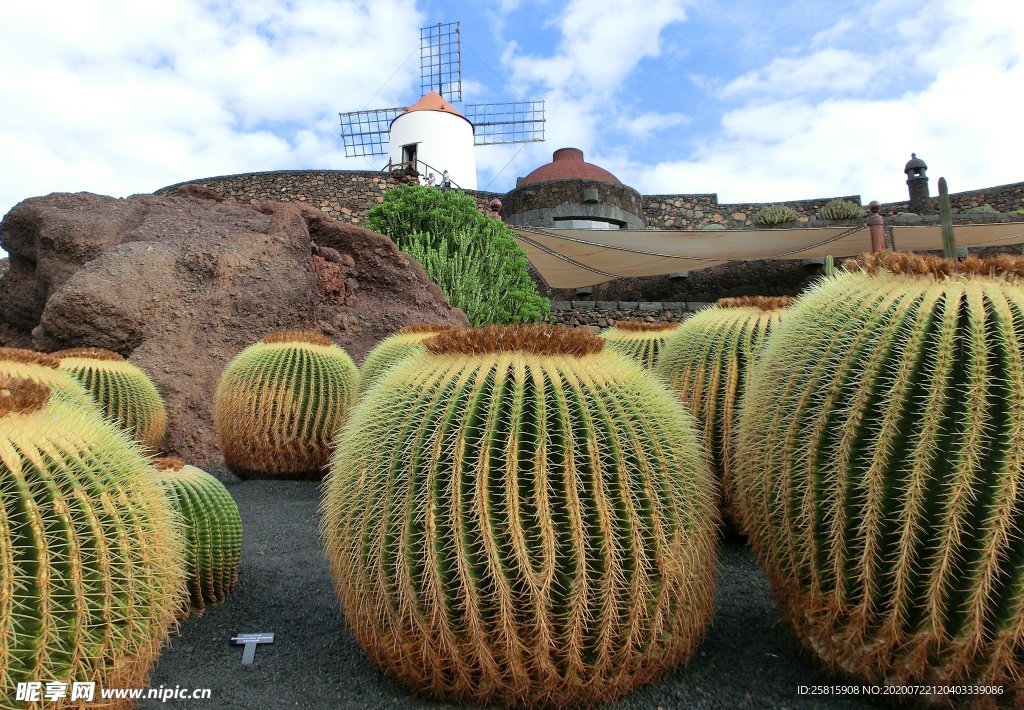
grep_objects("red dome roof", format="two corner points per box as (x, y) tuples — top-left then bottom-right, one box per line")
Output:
(516, 148), (620, 187)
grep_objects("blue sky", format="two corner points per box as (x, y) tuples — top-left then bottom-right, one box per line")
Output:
(1, 0), (1022, 261)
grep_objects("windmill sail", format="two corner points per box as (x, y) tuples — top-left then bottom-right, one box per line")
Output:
(338, 107), (404, 157)
(466, 101), (546, 145)
(420, 22), (462, 101)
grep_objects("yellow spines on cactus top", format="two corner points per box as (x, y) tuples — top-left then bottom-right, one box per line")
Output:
(153, 457), (243, 616)
(735, 252), (1024, 699)
(214, 331), (359, 479)
(322, 324), (718, 707)
(0, 375), (185, 707)
(54, 347), (168, 452)
(358, 324), (454, 393)
(599, 320), (678, 370)
(0, 347), (100, 414)
(655, 296), (793, 522)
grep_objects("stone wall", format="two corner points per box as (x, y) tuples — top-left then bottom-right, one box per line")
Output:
(643, 193), (864, 230)
(155, 169), (501, 225)
(549, 300), (710, 330)
(881, 180), (1024, 216)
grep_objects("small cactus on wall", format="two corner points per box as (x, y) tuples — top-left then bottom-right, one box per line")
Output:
(153, 457), (243, 615)
(322, 324), (718, 707)
(818, 199), (864, 220)
(54, 347), (168, 452)
(734, 252), (1024, 698)
(214, 331), (360, 479)
(0, 375), (185, 706)
(358, 323), (454, 393)
(599, 320), (678, 370)
(656, 296), (794, 523)
(753, 204), (798, 225)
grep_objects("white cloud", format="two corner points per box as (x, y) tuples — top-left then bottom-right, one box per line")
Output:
(0, 0), (424, 231)
(614, 111), (690, 139)
(719, 49), (877, 99)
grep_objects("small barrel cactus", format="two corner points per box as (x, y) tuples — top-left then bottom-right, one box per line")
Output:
(214, 331), (359, 479)
(701, 223), (727, 231)
(323, 324), (718, 707)
(153, 457), (243, 615)
(735, 252), (1024, 697)
(599, 320), (678, 370)
(358, 323), (454, 393)
(0, 347), (100, 413)
(54, 347), (168, 452)
(656, 296), (793, 522)
(0, 375), (184, 706)
(753, 204), (798, 225)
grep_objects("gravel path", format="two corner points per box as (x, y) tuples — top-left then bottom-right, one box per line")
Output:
(144, 476), (885, 709)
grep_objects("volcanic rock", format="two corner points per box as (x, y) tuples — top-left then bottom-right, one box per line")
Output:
(0, 189), (468, 467)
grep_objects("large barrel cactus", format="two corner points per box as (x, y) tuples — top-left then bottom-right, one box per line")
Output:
(735, 252), (1024, 696)
(153, 458), (243, 616)
(0, 375), (184, 706)
(358, 323), (453, 393)
(214, 331), (359, 479)
(656, 297), (792, 517)
(54, 347), (168, 452)
(0, 347), (99, 413)
(599, 321), (678, 370)
(323, 324), (718, 707)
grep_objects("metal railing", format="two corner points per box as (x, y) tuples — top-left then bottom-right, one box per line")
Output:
(382, 158), (462, 190)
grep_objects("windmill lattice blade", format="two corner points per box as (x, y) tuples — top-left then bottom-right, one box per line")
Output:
(338, 107), (404, 157)
(420, 22), (462, 101)
(466, 101), (546, 146)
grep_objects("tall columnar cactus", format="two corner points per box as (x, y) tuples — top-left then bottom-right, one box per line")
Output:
(0, 375), (184, 706)
(358, 324), (454, 393)
(656, 297), (793, 520)
(322, 325), (718, 707)
(599, 321), (678, 370)
(54, 347), (168, 452)
(734, 252), (1024, 697)
(153, 458), (243, 615)
(0, 347), (100, 413)
(939, 176), (956, 259)
(214, 331), (359, 479)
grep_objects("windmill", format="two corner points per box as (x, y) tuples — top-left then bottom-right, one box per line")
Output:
(339, 21), (545, 190)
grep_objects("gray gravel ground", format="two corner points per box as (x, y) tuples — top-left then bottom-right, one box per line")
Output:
(143, 474), (887, 709)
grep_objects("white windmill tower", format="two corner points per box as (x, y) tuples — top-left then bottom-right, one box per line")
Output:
(339, 22), (545, 191)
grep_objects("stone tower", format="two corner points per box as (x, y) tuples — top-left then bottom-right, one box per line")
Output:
(904, 153), (930, 214)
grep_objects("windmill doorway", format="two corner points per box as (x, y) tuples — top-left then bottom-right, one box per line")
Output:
(401, 143), (418, 170)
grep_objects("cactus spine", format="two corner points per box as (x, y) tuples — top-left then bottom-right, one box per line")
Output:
(656, 297), (793, 520)
(599, 320), (678, 370)
(0, 376), (184, 706)
(214, 331), (359, 479)
(0, 348), (100, 414)
(358, 324), (454, 393)
(153, 458), (243, 615)
(54, 347), (168, 452)
(322, 325), (718, 707)
(734, 252), (1024, 696)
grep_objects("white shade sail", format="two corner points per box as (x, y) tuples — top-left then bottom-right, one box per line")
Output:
(511, 222), (1024, 288)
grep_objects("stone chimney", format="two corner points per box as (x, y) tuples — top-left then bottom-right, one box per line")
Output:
(904, 153), (930, 213)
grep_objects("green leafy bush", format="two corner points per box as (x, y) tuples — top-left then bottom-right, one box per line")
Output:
(964, 204), (998, 214)
(818, 199), (864, 220)
(368, 186), (549, 325)
(701, 223), (726, 231)
(753, 204), (799, 225)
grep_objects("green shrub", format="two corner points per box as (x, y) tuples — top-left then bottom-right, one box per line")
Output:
(753, 204), (799, 225)
(701, 223), (726, 231)
(818, 199), (864, 220)
(368, 186), (549, 325)
(964, 204), (998, 214)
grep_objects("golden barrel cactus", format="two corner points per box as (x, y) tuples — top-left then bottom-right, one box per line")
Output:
(153, 458), (243, 616)
(54, 347), (168, 452)
(358, 323), (453, 393)
(0, 375), (184, 706)
(214, 331), (359, 479)
(599, 320), (678, 370)
(656, 296), (793, 518)
(735, 253), (1024, 697)
(323, 325), (718, 706)
(0, 347), (99, 413)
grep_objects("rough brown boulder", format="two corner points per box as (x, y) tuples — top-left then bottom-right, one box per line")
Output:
(0, 188), (468, 468)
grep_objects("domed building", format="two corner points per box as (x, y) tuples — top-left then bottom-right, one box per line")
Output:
(501, 148), (647, 230)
